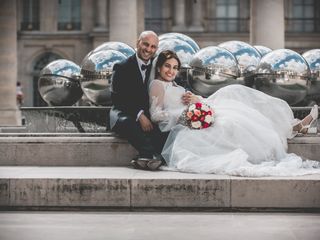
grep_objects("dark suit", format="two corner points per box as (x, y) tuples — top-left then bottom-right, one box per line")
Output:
(110, 54), (167, 158)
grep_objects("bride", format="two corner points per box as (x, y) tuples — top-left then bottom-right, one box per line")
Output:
(149, 50), (320, 177)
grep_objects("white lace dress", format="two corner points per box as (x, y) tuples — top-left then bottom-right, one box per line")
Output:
(149, 79), (320, 177)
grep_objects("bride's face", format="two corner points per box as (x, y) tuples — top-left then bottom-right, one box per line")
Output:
(158, 58), (179, 82)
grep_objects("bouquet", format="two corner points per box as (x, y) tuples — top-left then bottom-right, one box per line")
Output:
(179, 102), (214, 129)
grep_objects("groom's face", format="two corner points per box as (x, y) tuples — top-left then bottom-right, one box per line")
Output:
(137, 34), (158, 62)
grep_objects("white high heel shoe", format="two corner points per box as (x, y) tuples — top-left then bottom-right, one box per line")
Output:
(299, 105), (318, 134)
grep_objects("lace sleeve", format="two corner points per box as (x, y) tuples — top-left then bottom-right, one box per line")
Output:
(149, 80), (170, 123)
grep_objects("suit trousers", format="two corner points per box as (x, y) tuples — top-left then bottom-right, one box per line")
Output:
(113, 115), (169, 158)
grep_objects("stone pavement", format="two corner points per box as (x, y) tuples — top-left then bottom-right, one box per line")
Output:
(0, 211), (319, 240)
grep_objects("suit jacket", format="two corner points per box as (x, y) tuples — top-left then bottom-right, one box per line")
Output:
(109, 54), (152, 129)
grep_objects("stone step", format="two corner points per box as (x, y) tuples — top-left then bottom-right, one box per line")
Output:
(0, 133), (136, 166)
(0, 133), (319, 166)
(0, 166), (319, 210)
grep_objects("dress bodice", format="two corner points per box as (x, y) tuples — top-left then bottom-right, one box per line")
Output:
(149, 79), (186, 132)
(161, 81), (186, 111)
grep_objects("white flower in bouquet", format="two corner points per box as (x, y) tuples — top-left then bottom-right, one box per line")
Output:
(204, 115), (213, 123)
(191, 121), (202, 129)
(188, 104), (196, 111)
(202, 104), (210, 112)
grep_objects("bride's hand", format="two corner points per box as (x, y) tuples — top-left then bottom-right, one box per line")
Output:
(138, 113), (154, 132)
(182, 92), (200, 105)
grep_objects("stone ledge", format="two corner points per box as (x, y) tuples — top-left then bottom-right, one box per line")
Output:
(0, 132), (320, 166)
(0, 167), (319, 209)
(0, 134), (319, 166)
(0, 134), (136, 166)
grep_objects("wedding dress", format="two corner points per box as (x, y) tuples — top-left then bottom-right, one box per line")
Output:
(149, 79), (320, 177)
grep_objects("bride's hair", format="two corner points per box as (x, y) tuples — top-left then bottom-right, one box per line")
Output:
(155, 50), (181, 79)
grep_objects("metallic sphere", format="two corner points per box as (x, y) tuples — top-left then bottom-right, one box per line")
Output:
(82, 42), (134, 66)
(80, 49), (127, 106)
(254, 45), (272, 57)
(303, 49), (320, 81)
(157, 38), (196, 68)
(218, 41), (261, 77)
(159, 32), (200, 52)
(38, 59), (83, 106)
(188, 46), (241, 97)
(255, 49), (311, 105)
(92, 41), (135, 57)
(303, 49), (320, 103)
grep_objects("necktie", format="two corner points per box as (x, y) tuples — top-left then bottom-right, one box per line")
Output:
(141, 64), (148, 71)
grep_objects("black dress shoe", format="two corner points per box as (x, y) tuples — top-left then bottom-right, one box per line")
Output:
(130, 159), (140, 169)
(132, 154), (165, 171)
(136, 159), (149, 169)
(147, 159), (163, 170)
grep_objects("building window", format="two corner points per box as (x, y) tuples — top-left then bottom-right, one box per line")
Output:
(33, 53), (62, 106)
(58, 0), (81, 31)
(216, 0), (238, 32)
(286, 0), (319, 32)
(21, 0), (40, 31)
(207, 0), (249, 32)
(144, 0), (168, 32)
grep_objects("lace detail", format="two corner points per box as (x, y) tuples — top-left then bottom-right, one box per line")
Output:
(149, 79), (186, 132)
(150, 95), (169, 123)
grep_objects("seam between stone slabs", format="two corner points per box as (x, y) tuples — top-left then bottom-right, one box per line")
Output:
(8, 178), (11, 207)
(229, 177), (232, 208)
(129, 178), (132, 208)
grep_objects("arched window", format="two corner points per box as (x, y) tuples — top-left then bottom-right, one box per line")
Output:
(58, 0), (81, 30)
(33, 53), (62, 106)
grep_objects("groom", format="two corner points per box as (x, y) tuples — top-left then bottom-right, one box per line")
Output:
(109, 31), (167, 170)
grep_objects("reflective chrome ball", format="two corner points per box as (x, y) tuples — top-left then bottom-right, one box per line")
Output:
(82, 42), (134, 66)
(303, 49), (320, 81)
(303, 49), (320, 103)
(218, 41), (261, 77)
(38, 59), (83, 106)
(92, 41), (135, 57)
(159, 32), (200, 52)
(255, 49), (311, 105)
(254, 45), (272, 57)
(157, 38), (196, 68)
(80, 49), (127, 106)
(188, 46), (241, 97)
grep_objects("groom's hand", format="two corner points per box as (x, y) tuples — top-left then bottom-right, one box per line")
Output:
(139, 113), (154, 132)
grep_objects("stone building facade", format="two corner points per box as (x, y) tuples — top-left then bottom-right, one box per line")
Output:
(0, 0), (319, 124)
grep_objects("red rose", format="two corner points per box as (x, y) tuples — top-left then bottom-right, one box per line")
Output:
(195, 103), (202, 109)
(201, 110), (207, 116)
(200, 116), (205, 122)
(191, 115), (198, 121)
(207, 110), (212, 115)
(203, 122), (209, 128)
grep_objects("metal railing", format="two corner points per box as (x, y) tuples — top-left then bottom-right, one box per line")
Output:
(144, 18), (172, 33)
(205, 17), (250, 33)
(285, 18), (320, 33)
(20, 22), (40, 31)
(57, 22), (81, 31)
